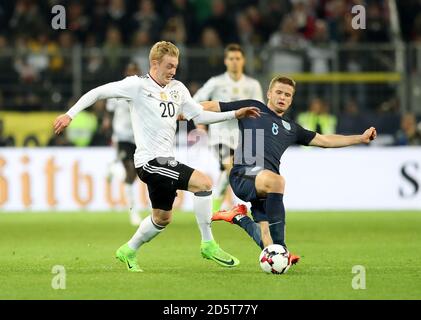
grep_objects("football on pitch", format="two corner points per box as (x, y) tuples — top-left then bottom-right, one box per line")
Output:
(259, 244), (290, 274)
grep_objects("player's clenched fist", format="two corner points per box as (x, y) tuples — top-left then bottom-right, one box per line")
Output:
(54, 114), (72, 135)
(361, 127), (377, 144)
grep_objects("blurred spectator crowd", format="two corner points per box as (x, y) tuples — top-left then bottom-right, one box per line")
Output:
(0, 0), (420, 147)
(2, 0), (414, 49)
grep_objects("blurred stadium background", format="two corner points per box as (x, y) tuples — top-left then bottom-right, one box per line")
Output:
(1, 0), (421, 146)
(1, 0), (420, 210)
(0, 0), (421, 300)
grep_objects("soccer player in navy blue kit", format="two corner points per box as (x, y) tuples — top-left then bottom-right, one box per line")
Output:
(202, 75), (377, 266)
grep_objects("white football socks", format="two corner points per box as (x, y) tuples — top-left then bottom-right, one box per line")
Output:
(193, 191), (214, 242)
(127, 215), (165, 250)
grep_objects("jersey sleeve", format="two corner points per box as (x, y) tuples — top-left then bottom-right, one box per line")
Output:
(295, 122), (317, 146)
(66, 76), (140, 119)
(192, 78), (216, 102)
(105, 75), (140, 100)
(219, 99), (264, 112)
(106, 99), (118, 112)
(179, 83), (204, 120)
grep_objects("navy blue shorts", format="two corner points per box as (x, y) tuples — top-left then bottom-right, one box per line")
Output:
(229, 166), (268, 222)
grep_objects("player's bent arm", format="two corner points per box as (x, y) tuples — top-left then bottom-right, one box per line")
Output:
(193, 107), (260, 125)
(199, 101), (221, 112)
(182, 88), (259, 125)
(200, 99), (262, 113)
(193, 110), (236, 125)
(309, 127), (377, 148)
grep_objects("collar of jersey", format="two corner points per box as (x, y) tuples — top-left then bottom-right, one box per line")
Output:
(224, 72), (244, 83)
(264, 104), (287, 120)
(147, 73), (167, 89)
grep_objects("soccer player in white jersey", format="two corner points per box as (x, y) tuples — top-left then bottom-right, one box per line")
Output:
(54, 41), (260, 272)
(105, 62), (142, 226)
(193, 44), (264, 211)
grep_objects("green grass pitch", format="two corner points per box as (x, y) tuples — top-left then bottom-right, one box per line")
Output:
(0, 211), (420, 300)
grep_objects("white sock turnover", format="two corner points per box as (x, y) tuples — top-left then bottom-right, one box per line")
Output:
(193, 191), (214, 242)
(127, 215), (165, 250)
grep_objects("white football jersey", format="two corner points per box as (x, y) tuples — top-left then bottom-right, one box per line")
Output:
(106, 98), (135, 144)
(68, 74), (203, 167)
(193, 72), (263, 148)
(131, 74), (204, 167)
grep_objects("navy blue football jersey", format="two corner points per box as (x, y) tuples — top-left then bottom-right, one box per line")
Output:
(220, 99), (316, 173)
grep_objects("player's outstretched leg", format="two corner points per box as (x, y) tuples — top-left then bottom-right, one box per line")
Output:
(213, 204), (264, 249)
(200, 240), (239, 267)
(116, 214), (166, 272)
(212, 204), (248, 224)
(266, 193), (286, 247)
(213, 204), (301, 266)
(116, 243), (143, 272)
(190, 170), (240, 267)
(193, 190), (239, 267)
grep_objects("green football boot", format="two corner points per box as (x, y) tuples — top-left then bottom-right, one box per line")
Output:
(201, 240), (239, 267)
(115, 243), (143, 272)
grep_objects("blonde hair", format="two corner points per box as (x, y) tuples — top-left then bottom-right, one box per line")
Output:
(269, 75), (296, 91)
(149, 41), (179, 63)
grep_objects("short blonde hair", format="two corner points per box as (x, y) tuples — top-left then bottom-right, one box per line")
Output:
(149, 41), (179, 63)
(269, 75), (296, 92)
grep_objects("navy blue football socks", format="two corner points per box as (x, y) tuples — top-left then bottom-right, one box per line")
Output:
(234, 215), (264, 249)
(234, 193), (286, 248)
(266, 193), (286, 247)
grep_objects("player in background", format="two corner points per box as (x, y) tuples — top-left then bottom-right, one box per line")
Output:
(202, 75), (377, 266)
(105, 62), (143, 226)
(54, 41), (260, 272)
(193, 44), (264, 211)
